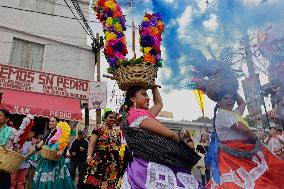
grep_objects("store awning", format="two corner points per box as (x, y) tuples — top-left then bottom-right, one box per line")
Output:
(0, 89), (82, 120)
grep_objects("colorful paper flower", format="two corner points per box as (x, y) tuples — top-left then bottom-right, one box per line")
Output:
(95, 1), (164, 72)
(94, 0), (128, 72)
(144, 54), (156, 64)
(105, 17), (113, 27)
(104, 0), (116, 11)
(105, 31), (117, 41)
(139, 13), (165, 67)
(47, 121), (71, 152)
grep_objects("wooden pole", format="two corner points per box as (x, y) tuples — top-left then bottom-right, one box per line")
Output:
(96, 33), (102, 125)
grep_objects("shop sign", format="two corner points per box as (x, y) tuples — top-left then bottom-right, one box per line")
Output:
(0, 64), (89, 100)
(88, 81), (107, 109)
(12, 105), (73, 119)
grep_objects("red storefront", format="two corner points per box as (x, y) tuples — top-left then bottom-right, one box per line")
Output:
(0, 64), (89, 135)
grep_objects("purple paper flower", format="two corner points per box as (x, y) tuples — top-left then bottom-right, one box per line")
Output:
(113, 41), (124, 52)
(141, 35), (154, 46)
(141, 21), (151, 28)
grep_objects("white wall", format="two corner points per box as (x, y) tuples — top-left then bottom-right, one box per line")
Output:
(160, 119), (213, 145)
(0, 27), (95, 80)
(0, 0), (90, 46)
(0, 0), (95, 81)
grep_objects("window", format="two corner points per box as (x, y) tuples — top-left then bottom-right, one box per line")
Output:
(10, 38), (44, 71)
(20, 0), (55, 14)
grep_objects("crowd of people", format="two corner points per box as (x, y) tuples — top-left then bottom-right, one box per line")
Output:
(1, 85), (284, 189)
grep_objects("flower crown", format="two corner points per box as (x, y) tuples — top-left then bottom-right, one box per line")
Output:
(94, 0), (165, 73)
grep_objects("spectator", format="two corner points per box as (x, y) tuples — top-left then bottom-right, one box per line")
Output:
(268, 127), (284, 159)
(180, 129), (195, 150)
(11, 132), (34, 189)
(196, 133), (210, 186)
(69, 130), (88, 189)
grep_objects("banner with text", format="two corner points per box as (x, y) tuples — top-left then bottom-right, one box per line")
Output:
(0, 64), (89, 100)
(88, 81), (107, 109)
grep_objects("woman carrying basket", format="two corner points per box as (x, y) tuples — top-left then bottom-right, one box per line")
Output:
(120, 85), (200, 189)
(0, 109), (17, 189)
(206, 92), (284, 189)
(27, 117), (75, 189)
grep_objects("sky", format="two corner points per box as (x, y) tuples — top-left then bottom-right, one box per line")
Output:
(87, 0), (284, 121)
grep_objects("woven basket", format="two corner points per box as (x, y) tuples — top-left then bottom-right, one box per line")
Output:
(0, 146), (25, 174)
(113, 63), (158, 91)
(41, 146), (60, 161)
(201, 72), (239, 101)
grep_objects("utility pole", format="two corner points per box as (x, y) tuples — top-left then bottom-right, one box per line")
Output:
(96, 33), (102, 125)
(91, 33), (104, 126)
(242, 33), (270, 129)
(243, 33), (256, 77)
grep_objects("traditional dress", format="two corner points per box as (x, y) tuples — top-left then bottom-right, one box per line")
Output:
(83, 127), (121, 189)
(0, 124), (17, 189)
(32, 129), (75, 189)
(121, 107), (200, 189)
(207, 109), (284, 189)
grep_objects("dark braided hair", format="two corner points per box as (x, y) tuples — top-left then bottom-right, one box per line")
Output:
(212, 104), (220, 130)
(124, 85), (146, 113)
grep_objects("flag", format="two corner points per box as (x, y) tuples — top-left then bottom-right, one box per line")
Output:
(194, 89), (204, 115)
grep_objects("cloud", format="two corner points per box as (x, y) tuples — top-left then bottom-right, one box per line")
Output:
(178, 6), (193, 34)
(197, 0), (208, 13)
(164, 0), (174, 3)
(203, 14), (218, 31)
(91, 0), (283, 121)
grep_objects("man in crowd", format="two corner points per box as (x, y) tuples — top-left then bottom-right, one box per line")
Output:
(69, 130), (88, 189)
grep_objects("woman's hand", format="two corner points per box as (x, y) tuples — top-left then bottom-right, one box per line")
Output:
(149, 86), (163, 116)
(86, 156), (93, 164)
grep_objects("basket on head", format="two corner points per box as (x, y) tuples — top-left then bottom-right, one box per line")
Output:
(0, 146), (25, 174)
(113, 63), (158, 91)
(41, 146), (60, 161)
(200, 72), (239, 102)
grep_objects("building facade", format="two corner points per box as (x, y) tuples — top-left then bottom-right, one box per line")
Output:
(0, 0), (96, 136)
(0, 0), (95, 80)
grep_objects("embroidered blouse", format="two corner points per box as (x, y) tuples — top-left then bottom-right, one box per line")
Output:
(127, 107), (157, 128)
(215, 109), (248, 141)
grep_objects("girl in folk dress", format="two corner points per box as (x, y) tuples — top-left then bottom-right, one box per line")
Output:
(84, 109), (122, 189)
(207, 92), (284, 189)
(121, 85), (200, 189)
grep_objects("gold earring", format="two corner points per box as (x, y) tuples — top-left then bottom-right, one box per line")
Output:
(134, 102), (137, 109)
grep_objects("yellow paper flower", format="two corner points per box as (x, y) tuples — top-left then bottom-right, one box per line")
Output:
(143, 47), (152, 54)
(105, 31), (117, 41)
(105, 17), (113, 27)
(104, 0), (116, 11)
(114, 23), (122, 32)
(119, 144), (127, 158)
(57, 121), (71, 151)
(143, 17), (149, 21)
